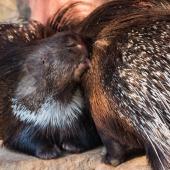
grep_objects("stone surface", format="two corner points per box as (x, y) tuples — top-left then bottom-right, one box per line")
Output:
(0, 0), (18, 22)
(0, 0), (30, 22)
(0, 140), (151, 170)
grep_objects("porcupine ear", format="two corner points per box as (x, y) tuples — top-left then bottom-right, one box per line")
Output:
(46, 1), (92, 33)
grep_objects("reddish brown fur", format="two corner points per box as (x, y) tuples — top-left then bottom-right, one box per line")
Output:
(80, 1), (170, 170)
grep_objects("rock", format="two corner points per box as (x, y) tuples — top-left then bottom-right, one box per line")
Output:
(0, 0), (30, 22)
(0, 0), (18, 22)
(0, 140), (151, 170)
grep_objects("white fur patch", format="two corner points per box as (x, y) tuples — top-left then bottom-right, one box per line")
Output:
(12, 90), (83, 129)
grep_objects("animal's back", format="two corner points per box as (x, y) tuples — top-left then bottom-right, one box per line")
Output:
(82, 7), (170, 170)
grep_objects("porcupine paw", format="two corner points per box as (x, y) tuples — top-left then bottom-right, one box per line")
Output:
(62, 142), (84, 153)
(35, 145), (62, 159)
(102, 153), (122, 167)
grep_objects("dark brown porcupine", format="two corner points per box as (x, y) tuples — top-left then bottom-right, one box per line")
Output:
(0, 14), (101, 157)
(49, 0), (170, 170)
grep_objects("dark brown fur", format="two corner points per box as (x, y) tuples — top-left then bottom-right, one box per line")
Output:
(0, 20), (52, 140)
(0, 23), (101, 158)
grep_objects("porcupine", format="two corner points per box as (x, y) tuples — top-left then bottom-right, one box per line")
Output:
(0, 17), (101, 158)
(48, 0), (170, 169)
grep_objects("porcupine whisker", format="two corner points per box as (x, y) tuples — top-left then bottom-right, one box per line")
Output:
(51, 3), (79, 30)
(49, 1), (90, 31)
(49, 2), (79, 31)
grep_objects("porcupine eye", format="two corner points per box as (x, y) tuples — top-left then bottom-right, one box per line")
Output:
(61, 34), (87, 62)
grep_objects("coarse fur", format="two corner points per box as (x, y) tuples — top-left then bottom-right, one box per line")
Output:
(81, 1), (170, 170)
(0, 31), (101, 159)
(49, 0), (170, 169)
